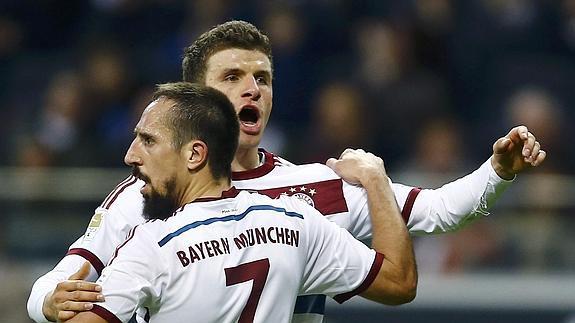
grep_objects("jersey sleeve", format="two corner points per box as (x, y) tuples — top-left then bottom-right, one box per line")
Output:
(402, 158), (513, 235)
(66, 176), (144, 273)
(339, 158), (513, 239)
(27, 176), (144, 322)
(90, 225), (166, 323)
(292, 199), (383, 303)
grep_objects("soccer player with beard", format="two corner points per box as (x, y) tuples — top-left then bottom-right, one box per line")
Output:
(28, 21), (545, 323)
(65, 82), (416, 323)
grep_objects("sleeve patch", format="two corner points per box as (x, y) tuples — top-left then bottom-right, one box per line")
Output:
(83, 212), (104, 242)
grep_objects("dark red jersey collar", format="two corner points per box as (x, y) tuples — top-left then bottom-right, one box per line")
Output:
(232, 148), (276, 180)
(191, 186), (241, 203)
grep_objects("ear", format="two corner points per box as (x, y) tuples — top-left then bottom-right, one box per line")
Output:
(183, 140), (208, 172)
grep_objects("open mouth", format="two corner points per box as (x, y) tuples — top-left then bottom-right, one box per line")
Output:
(238, 106), (261, 134)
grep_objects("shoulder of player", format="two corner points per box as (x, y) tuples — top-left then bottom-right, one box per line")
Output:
(273, 158), (340, 179)
(98, 175), (145, 211)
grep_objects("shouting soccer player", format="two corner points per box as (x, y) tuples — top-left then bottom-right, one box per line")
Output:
(28, 21), (545, 323)
(65, 82), (416, 322)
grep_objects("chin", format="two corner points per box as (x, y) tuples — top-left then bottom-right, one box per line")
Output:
(239, 135), (262, 150)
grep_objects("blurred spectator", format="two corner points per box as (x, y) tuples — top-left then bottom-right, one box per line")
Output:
(0, 16), (23, 59)
(261, 2), (313, 132)
(504, 87), (569, 173)
(499, 87), (575, 272)
(294, 82), (372, 164)
(352, 18), (451, 167)
(80, 44), (140, 166)
(16, 70), (86, 167)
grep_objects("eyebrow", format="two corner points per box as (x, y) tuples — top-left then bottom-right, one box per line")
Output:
(133, 128), (154, 140)
(222, 68), (244, 75)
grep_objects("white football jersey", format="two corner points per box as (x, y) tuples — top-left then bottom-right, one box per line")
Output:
(91, 189), (382, 323)
(28, 149), (511, 323)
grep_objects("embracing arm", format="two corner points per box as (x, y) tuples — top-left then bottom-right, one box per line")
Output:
(27, 243), (102, 322)
(327, 149), (417, 305)
(28, 176), (144, 322)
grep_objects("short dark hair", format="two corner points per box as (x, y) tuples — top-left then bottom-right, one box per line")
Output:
(182, 20), (273, 83)
(152, 82), (239, 180)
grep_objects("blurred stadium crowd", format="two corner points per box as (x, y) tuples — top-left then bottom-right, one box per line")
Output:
(1, 0), (574, 171)
(2, 0), (575, 275)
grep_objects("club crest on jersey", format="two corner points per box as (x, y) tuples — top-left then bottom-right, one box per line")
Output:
(283, 186), (317, 207)
(83, 212), (103, 242)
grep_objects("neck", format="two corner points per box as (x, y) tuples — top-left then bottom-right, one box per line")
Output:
(179, 173), (231, 206)
(232, 146), (260, 172)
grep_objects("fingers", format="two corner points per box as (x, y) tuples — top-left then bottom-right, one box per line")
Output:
(57, 300), (98, 321)
(69, 261), (92, 280)
(531, 149), (546, 166)
(505, 126), (539, 158)
(51, 288), (104, 322)
(339, 148), (354, 159)
(326, 158), (338, 170)
(522, 132), (536, 158)
(506, 125), (529, 142)
(527, 140), (540, 162)
(57, 280), (102, 293)
(59, 310), (80, 322)
(493, 137), (513, 154)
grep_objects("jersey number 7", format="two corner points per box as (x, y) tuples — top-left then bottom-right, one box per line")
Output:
(225, 258), (270, 323)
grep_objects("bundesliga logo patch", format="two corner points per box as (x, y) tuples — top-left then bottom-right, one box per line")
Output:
(83, 212), (103, 242)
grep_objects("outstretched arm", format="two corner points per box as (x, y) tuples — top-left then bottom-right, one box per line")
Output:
(327, 149), (417, 305)
(400, 125), (546, 235)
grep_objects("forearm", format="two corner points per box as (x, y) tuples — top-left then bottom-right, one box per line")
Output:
(363, 175), (417, 304)
(407, 158), (513, 235)
(28, 278), (57, 322)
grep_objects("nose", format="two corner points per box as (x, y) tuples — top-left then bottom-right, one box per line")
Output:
(241, 76), (261, 101)
(124, 140), (142, 166)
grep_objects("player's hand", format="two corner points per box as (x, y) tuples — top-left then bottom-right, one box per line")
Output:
(42, 262), (104, 322)
(491, 125), (546, 180)
(326, 148), (388, 186)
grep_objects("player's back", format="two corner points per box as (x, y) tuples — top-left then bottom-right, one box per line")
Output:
(113, 189), (312, 323)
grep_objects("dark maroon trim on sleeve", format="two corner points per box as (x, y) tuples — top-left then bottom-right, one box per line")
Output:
(67, 248), (105, 276)
(103, 176), (138, 210)
(401, 188), (422, 224)
(91, 304), (122, 323)
(333, 252), (385, 304)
